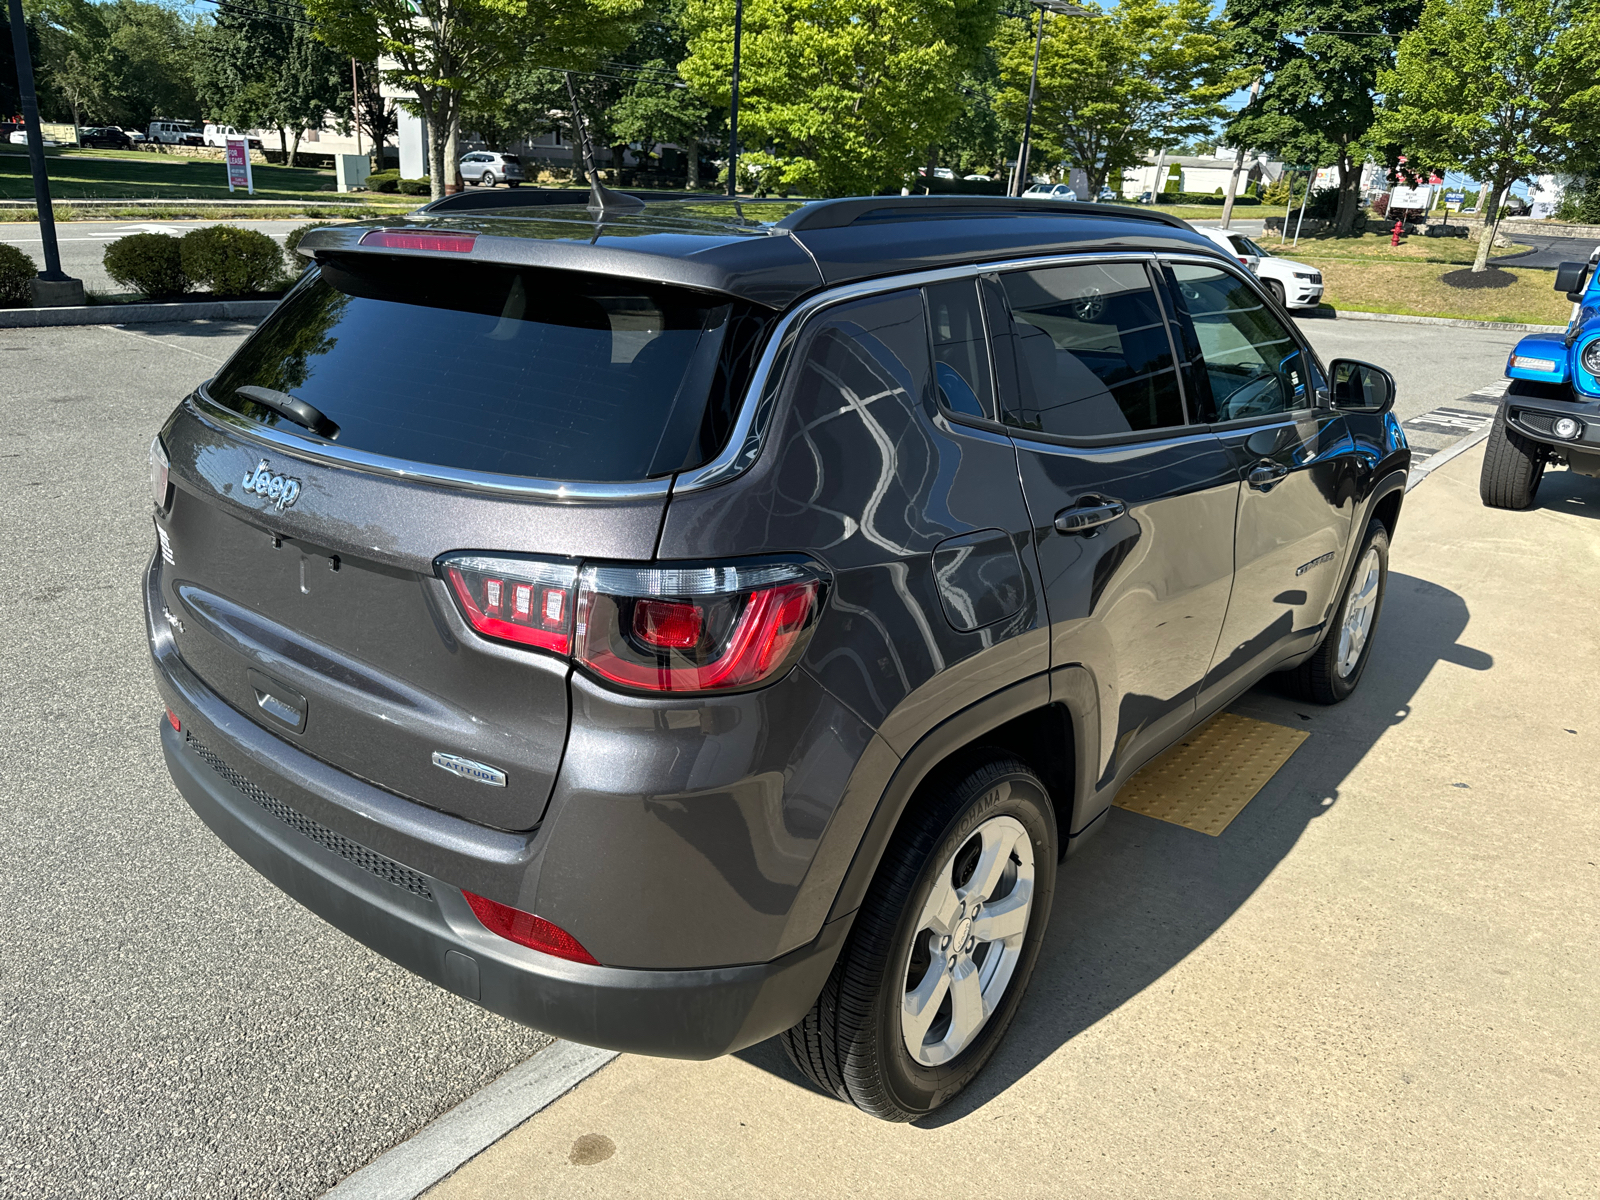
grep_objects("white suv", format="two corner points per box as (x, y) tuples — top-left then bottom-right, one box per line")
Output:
(1195, 227), (1324, 310)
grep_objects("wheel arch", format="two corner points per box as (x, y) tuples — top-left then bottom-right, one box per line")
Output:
(822, 675), (1084, 926)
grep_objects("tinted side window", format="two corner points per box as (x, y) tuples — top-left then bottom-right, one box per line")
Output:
(924, 279), (994, 420)
(995, 261), (1185, 438)
(1169, 263), (1307, 423)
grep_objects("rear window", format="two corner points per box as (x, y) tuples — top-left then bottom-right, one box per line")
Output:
(206, 257), (773, 482)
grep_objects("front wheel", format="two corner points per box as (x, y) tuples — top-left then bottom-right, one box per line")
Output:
(1480, 401), (1547, 509)
(781, 756), (1057, 1120)
(1284, 520), (1389, 704)
(1265, 279), (1286, 306)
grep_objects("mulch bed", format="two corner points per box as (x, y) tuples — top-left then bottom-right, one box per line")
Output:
(1440, 267), (1516, 289)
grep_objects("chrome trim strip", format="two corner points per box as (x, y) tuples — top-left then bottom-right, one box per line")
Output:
(673, 251), (1162, 493)
(187, 389), (673, 503)
(1007, 427), (1222, 462)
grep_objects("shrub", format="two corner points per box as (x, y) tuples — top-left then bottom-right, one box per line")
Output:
(366, 169), (400, 193)
(180, 225), (284, 296)
(103, 232), (188, 298)
(0, 242), (36, 305)
(284, 221), (335, 272)
(1557, 178), (1600, 224)
(397, 177), (431, 195)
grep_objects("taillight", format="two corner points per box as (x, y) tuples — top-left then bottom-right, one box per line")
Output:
(575, 561), (824, 693)
(441, 554), (579, 654)
(150, 435), (170, 511)
(438, 553), (826, 695)
(359, 229), (478, 253)
(462, 891), (598, 964)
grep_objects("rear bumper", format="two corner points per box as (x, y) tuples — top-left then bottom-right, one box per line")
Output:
(160, 716), (848, 1058)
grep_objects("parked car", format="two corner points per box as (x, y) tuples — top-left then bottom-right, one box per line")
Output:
(203, 123), (264, 151)
(963, 173), (994, 182)
(1097, 187), (1118, 202)
(1482, 248), (1600, 509)
(80, 126), (134, 150)
(1022, 182), (1077, 201)
(1193, 227), (1324, 310)
(147, 120), (203, 146)
(7, 129), (60, 147)
(460, 150), (525, 187)
(146, 194), (1407, 1122)
(1137, 190), (1156, 204)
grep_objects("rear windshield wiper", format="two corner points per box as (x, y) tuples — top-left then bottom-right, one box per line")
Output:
(234, 385), (340, 440)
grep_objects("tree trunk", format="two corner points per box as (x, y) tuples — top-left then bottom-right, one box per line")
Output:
(925, 144), (937, 194)
(686, 136), (700, 190)
(288, 130), (301, 169)
(444, 117), (460, 195)
(277, 126), (287, 162)
(1473, 179), (1507, 272)
(419, 94), (445, 201)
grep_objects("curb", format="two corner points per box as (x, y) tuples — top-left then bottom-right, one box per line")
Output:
(0, 299), (278, 328)
(1301, 309), (1565, 334)
(321, 1041), (618, 1200)
(1407, 425), (1492, 492)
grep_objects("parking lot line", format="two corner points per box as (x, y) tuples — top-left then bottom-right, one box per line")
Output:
(1112, 712), (1310, 836)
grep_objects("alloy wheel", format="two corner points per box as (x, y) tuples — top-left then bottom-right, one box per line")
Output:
(1337, 546), (1382, 678)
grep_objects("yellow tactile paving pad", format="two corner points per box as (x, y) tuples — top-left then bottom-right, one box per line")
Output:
(1113, 712), (1309, 836)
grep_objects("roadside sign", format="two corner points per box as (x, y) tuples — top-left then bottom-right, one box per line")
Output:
(224, 135), (254, 195)
(1390, 184), (1431, 210)
(1445, 190), (1465, 211)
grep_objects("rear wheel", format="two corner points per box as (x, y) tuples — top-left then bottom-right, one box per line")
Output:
(481, 172), (495, 188)
(781, 756), (1057, 1121)
(1480, 399), (1547, 509)
(1284, 520), (1388, 705)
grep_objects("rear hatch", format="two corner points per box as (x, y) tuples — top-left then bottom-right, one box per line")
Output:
(156, 248), (772, 830)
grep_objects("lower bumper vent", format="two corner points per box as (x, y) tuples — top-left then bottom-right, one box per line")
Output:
(185, 733), (434, 899)
(1515, 410), (1556, 434)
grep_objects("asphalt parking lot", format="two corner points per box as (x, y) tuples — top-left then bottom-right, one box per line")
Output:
(0, 315), (1553, 1197)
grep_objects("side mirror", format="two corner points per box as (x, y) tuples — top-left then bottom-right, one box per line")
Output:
(1555, 261), (1588, 301)
(1329, 358), (1396, 414)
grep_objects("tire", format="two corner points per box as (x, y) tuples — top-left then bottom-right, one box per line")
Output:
(1265, 279), (1286, 306)
(1479, 399), (1547, 510)
(508, 180), (521, 188)
(482, 172), (495, 188)
(1285, 520), (1389, 705)
(781, 755), (1057, 1121)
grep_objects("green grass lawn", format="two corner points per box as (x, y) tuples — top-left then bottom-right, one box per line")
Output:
(0, 147), (410, 205)
(1311, 261), (1571, 326)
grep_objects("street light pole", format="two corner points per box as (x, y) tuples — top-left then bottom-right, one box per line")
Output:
(6, 0), (81, 306)
(727, 0), (742, 198)
(1009, 1), (1095, 199)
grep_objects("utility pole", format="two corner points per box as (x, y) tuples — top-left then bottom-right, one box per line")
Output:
(351, 59), (362, 155)
(1219, 75), (1261, 229)
(727, 0), (742, 198)
(6, 0), (82, 307)
(1010, 0), (1094, 198)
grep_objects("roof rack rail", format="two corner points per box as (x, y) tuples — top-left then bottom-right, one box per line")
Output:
(774, 195), (1194, 232)
(416, 187), (731, 215)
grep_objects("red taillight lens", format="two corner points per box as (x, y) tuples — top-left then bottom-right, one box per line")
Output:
(575, 562), (825, 693)
(359, 229), (478, 253)
(440, 554), (578, 654)
(462, 891), (598, 964)
(166, 708), (181, 732)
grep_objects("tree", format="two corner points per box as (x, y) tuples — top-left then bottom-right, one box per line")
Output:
(994, 0), (1234, 197)
(680, 0), (1000, 197)
(1378, 0), (1595, 270)
(605, 4), (715, 186)
(305, 0), (642, 201)
(1224, 0), (1422, 236)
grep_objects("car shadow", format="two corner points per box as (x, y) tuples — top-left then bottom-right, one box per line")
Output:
(1537, 469), (1600, 520)
(732, 571), (1493, 1122)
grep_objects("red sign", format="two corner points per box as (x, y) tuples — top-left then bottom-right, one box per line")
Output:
(224, 136), (253, 194)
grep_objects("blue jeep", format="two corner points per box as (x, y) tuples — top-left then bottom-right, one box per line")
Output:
(1483, 248), (1600, 507)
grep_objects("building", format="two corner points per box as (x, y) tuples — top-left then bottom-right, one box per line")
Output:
(1119, 150), (1286, 198)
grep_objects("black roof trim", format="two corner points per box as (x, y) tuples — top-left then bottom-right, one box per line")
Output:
(776, 195), (1194, 232)
(416, 187), (733, 214)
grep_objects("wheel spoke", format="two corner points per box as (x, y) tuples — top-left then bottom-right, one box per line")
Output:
(963, 820), (1020, 904)
(944, 959), (988, 1052)
(922, 876), (963, 937)
(902, 953), (951, 1049)
(970, 883), (1031, 944)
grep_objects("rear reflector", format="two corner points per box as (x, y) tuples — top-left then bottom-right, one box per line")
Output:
(358, 229), (478, 253)
(166, 708), (181, 732)
(462, 891), (598, 964)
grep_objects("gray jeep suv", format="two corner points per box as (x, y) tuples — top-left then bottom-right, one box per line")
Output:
(146, 195), (1408, 1120)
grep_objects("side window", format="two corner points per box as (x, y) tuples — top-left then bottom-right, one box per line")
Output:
(1168, 263), (1307, 423)
(924, 279), (994, 421)
(994, 261), (1185, 438)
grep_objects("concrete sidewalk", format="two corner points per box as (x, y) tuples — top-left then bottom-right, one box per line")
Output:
(426, 442), (1600, 1198)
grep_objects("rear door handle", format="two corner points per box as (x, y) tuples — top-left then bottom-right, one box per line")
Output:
(1054, 496), (1126, 535)
(1247, 462), (1288, 490)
